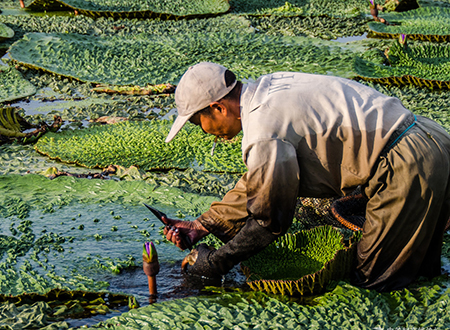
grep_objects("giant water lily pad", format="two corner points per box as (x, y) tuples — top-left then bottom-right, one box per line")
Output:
(23, 0), (230, 19)
(230, 0), (368, 18)
(241, 226), (357, 296)
(0, 66), (36, 103)
(0, 23), (14, 42)
(9, 32), (364, 86)
(368, 6), (450, 42)
(0, 289), (130, 326)
(354, 38), (450, 89)
(91, 278), (450, 329)
(35, 120), (246, 173)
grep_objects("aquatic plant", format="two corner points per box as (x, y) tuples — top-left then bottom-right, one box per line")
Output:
(90, 276), (450, 329)
(0, 22), (14, 42)
(0, 66), (36, 103)
(0, 289), (130, 326)
(91, 83), (175, 96)
(0, 107), (31, 140)
(142, 241), (157, 264)
(9, 31), (364, 86)
(24, 0), (230, 19)
(0, 13), (253, 42)
(0, 106), (62, 144)
(241, 226), (357, 295)
(367, 6), (450, 42)
(354, 37), (450, 89)
(381, 0), (419, 12)
(248, 15), (369, 39)
(0, 172), (216, 299)
(230, 0), (368, 18)
(34, 119), (245, 173)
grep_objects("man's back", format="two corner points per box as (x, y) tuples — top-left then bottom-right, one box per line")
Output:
(240, 72), (412, 197)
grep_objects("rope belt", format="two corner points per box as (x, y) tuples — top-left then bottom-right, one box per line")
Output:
(381, 114), (417, 156)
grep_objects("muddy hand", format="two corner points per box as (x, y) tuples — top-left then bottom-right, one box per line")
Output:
(162, 217), (209, 250)
(181, 244), (221, 279)
(181, 249), (198, 270)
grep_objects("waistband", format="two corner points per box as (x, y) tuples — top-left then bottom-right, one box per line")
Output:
(381, 113), (417, 156)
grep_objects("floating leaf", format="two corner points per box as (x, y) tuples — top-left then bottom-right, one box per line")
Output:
(354, 38), (450, 89)
(241, 226), (358, 296)
(34, 119), (246, 173)
(24, 0), (230, 19)
(0, 66), (36, 103)
(368, 6), (450, 42)
(230, 0), (368, 18)
(0, 23), (14, 42)
(9, 32), (363, 87)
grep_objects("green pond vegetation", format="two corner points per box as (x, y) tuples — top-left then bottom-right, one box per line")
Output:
(25, 0), (230, 19)
(0, 66), (36, 103)
(8, 31), (365, 86)
(90, 279), (450, 329)
(241, 226), (358, 295)
(368, 6), (450, 41)
(354, 36), (450, 89)
(34, 120), (246, 173)
(1, 0), (450, 328)
(229, 0), (370, 18)
(0, 22), (14, 41)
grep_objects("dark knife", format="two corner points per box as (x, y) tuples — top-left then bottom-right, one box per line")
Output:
(143, 203), (193, 250)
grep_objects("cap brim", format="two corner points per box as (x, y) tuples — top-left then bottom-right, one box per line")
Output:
(165, 112), (193, 143)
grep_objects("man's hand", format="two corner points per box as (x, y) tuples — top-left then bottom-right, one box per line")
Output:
(181, 244), (222, 279)
(162, 217), (209, 250)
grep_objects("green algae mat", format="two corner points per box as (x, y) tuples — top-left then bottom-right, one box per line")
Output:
(8, 31), (364, 87)
(23, 0), (230, 19)
(34, 119), (246, 173)
(241, 226), (356, 296)
(354, 37), (450, 89)
(0, 66), (36, 103)
(368, 6), (450, 42)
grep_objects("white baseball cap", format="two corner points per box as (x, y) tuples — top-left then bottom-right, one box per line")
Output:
(165, 62), (237, 143)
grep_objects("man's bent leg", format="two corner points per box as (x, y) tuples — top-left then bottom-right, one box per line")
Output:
(354, 120), (450, 292)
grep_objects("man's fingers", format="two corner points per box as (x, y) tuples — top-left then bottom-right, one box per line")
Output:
(164, 225), (185, 250)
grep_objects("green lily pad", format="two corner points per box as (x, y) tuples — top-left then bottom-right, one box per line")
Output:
(354, 38), (450, 89)
(368, 6), (450, 42)
(34, 120), (246, 173)
(241, 226), (358, 295)
(0, 23), (14, 42)
(0, 289), (130, 319)
(0, 66), (36, 103)
(24, 0), (230, 19)
(9, 32), (363, 87)
(230, 0), (369, 18)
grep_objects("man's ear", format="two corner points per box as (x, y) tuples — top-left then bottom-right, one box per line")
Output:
(209, 101), (228, 116)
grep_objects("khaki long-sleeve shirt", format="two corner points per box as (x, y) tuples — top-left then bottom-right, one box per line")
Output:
(198, 72), (411, 241)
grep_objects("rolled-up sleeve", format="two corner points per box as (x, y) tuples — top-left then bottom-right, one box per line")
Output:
(197, 174), (250, 243)
(197, 138), (299, 242)
(245, 139), (300, 235)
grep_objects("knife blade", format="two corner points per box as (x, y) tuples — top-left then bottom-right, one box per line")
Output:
(143, 203), (193, 250)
